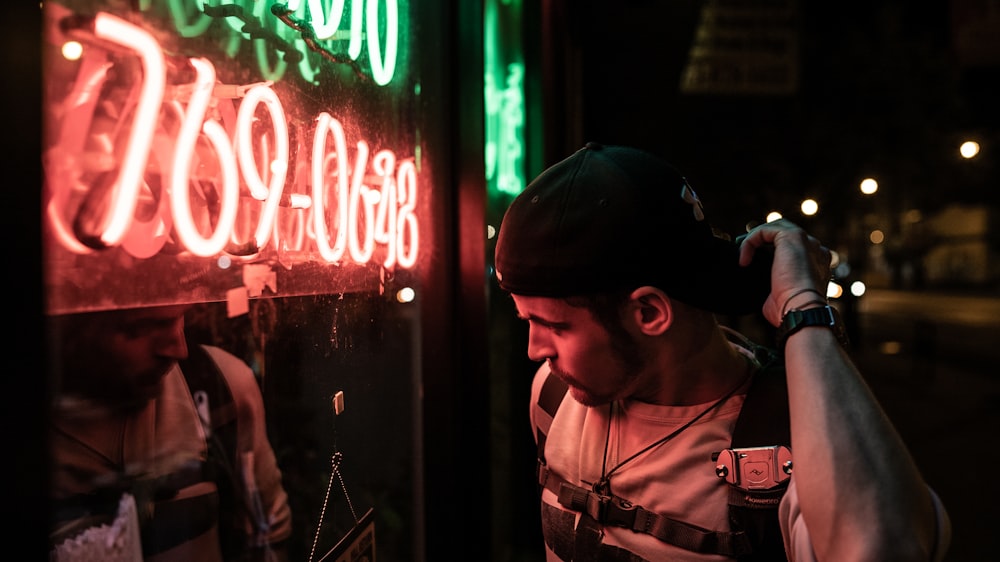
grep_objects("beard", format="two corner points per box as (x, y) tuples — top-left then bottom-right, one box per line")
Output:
(57, 359), (177, 415)
(551, 329), (647, 407)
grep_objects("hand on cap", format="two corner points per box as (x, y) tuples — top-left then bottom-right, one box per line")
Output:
(737, 219), (832, 327)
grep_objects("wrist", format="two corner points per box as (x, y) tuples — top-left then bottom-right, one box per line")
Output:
(776, 304), (850, 352)
(779, 288), (827, 317)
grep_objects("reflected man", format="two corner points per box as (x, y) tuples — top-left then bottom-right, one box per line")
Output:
(48, 305), (292, 562)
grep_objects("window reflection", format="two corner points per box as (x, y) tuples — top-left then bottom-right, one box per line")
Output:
(48, 293), (419, 561)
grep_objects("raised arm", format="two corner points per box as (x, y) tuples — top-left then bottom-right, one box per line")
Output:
(738, 219), (948, 561)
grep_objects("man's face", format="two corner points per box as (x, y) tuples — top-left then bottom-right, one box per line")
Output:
(512, 294), (646, 406)
(56, 305), (191, 410)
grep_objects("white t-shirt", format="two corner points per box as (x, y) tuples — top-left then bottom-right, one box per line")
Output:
(529, 355), (949, 561)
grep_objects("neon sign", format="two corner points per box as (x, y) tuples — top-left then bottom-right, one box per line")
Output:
(45, 11), (420, 271)
(483, 0), (526, 198)
(158, 0), (402, 86)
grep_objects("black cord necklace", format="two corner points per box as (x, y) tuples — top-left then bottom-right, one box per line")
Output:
(594, 354), (758, 496)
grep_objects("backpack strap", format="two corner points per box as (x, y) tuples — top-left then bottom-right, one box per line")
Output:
(535, 372), (568, 494)
(534, 370), (756, 557)
(178, 342), (247, 560)
(723, 342), (792, 562)
(533, 334), (792, 560)
(51, 343), (247, 558)
(730, 343), (790, 447)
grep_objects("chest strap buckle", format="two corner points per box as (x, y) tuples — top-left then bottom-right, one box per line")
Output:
(555, 480), (751, 557)
(558, 483), (640, 530)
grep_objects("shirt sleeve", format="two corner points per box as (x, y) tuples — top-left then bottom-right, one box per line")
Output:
(778, 477), (951, 562)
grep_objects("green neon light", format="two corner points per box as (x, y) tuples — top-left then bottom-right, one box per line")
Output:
(483, 0), (526, 197)
(167, 0), (212, 37)
(294, 0), (346, 40)
(366, 0), (398, 86)
(295, 39), (321, 84)
(347, 0), (365, 59)
(159, 0), (403, 86)
(255, 34), (290, 82)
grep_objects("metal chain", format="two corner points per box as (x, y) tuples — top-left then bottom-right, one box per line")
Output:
(307, 451), (343, 562)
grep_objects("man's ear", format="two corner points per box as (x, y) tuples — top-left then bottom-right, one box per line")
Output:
(628, 286), (673, 335)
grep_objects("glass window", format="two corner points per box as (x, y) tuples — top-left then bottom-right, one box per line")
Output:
(43, 2), (432, 560)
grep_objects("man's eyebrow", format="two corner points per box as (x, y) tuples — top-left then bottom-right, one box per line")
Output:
(517, 312), (566, 328)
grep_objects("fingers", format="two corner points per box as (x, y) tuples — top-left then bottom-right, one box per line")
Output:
(739, 219), (833, 313)
(740, 219), (826, 260)
(813, 241), (834, 280)
(737, 227), (768, 266)
(737, 218), (792, 266)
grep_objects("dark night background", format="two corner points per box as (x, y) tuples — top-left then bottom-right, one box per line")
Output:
(8, 0), (1000, 560)
(561, 0), (1000, 247)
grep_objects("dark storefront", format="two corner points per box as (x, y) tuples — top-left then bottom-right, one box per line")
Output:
(35, 1), (513, 560)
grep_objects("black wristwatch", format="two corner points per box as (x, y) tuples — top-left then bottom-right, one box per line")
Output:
(776, 304), (849, 351)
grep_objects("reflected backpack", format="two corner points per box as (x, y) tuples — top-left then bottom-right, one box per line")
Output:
(534, 339), (791, 561)
(51, 344), (253, 559)
(179, 342), (257, 560)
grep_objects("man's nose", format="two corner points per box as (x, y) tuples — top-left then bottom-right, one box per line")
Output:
(526, 328), (553, 363)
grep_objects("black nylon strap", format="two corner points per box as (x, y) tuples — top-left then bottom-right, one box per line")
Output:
(538, 373), (569, 419)
(533, 345), (791, 560)
(574, 512), (606, 562)
(536, 373), (569, 487)
(177, 343), (249, 560)
(142, 490), (220, 556)
(554, 479), (752, 558)
(731, 355), (789, 448)
(725, 347), (792, 561)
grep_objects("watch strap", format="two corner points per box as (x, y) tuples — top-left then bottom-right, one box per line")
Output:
(776, 304), (849, 351)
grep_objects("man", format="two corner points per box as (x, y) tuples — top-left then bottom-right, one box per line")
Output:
(48, 304), (292, 562)
(494, 143), (950, 561)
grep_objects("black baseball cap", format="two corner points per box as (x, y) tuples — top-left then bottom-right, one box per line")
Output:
(494, 142), (771, 316)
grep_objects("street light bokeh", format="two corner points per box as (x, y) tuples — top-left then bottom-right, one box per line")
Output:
(960, 140), (980, 159)
(860, 178), (878, 195)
